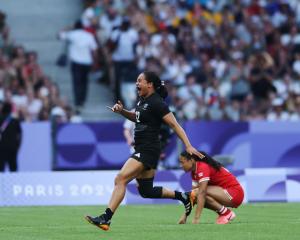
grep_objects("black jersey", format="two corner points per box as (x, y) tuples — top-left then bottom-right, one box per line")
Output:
(134, 92), (170, 149)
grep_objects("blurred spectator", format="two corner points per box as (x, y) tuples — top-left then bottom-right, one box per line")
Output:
(0, 10), (76, 123)
(176, 73), (203, 119)
(109, 17), (138, 108)
(167, 53), (193, 86)
(98, 6), (122, 44)
(0, 101), (22, 172)
(230, 74), (251, 102)
(0, 11), (6, 33)
(21, 51), (43, 88)
(224, 100), (241, 122)
(73, 0), (300, 122)
(81, 0), (100, 34)
(136, 30), (152, 72)
(59, 20), (98, 111)
(267, 98), (290, 121)
(51, 104), (67, 123)
(248, 53), (277, 102)
(123, 117), (135, 154)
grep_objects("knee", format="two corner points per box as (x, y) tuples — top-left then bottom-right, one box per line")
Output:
(137, 178), (162, 199)
(138, 185), (152, 198)
(114, 173), (127, 186)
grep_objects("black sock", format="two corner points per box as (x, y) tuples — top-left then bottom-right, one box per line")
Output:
(104, 208), (114, 221)
(174, 191), (186, 202)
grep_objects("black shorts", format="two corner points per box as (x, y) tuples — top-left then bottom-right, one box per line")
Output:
(130, 149), (160, 170)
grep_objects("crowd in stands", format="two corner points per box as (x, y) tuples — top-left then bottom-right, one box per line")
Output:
(0, 10), (78, 122)
(2, 0), (300, 122)
(79, 0), (300, 121)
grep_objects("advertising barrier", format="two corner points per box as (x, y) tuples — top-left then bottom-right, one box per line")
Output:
(0, 171), (116, 206)
(1, 168), (300, 206)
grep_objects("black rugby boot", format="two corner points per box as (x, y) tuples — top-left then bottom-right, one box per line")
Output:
(85, 214), (111, 231)
(182, 191), (194, 216)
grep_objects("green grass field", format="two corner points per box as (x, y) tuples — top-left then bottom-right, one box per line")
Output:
(0, 203), (299, 240)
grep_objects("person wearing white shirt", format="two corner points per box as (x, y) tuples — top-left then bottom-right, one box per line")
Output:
(123, 117), (135, 154)
(109, 17), (138, 105)
(177, 74), (204, 119)
(81, 0), (100, 30)
(266, 98), (290, 121)
(59, 21), (98, 109)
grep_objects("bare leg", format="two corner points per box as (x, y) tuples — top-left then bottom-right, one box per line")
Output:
(206, 186), (237, 224)
(206, 186), (234, 207)
(136, 168), (155, 179)
(108, 158), (145, 212)
(205, 195), (223, 211)
(84, 158), (145, 231)
(193, 186), (234, 208)
(162, 188), (176, 198)
(190, 186), (236, 224)
(137, 169), (192, 222)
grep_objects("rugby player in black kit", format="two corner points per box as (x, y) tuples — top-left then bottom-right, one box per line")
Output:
(85, 71), (204, 231)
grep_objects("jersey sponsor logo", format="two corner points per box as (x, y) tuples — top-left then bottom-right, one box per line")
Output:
(134, 153), (141, 158)
(198, 172), (203, 177)
(142, 103), (148, 110)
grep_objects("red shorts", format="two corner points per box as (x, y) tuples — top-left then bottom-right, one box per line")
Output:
(224, 185), (244, 208)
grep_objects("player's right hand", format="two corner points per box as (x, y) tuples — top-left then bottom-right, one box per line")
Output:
(112, 100), (123, 113)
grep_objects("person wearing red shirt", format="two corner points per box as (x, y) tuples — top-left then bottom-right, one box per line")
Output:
(178, 150), (244, 225)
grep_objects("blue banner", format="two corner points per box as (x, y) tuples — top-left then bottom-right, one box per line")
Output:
(13, 121), (300, 172)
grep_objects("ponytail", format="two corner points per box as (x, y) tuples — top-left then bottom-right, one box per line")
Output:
(156, 82), (168, 99)
(143, 71), (168, 99)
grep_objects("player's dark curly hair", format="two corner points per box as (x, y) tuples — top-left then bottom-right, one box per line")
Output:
(180, 150), (223, 171)
(143, 71), (168, 99)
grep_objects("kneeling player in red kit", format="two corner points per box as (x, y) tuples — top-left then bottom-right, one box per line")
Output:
(178, 150), (244, 225)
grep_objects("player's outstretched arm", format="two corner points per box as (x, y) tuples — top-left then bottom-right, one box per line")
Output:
(192, 181), (208, 224)
(107, 101), (136, 122)
(163, 112), (204, 158)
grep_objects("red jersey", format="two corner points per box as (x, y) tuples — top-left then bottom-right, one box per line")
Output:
(191, 161), (240, 189)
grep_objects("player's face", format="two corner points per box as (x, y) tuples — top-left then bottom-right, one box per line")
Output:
(136, 73), (153, 97)
(179, 156), (193, 172)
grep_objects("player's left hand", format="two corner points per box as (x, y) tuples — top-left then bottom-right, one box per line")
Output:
(186, 146), (205, 159)
(192, 218), (200, 224)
